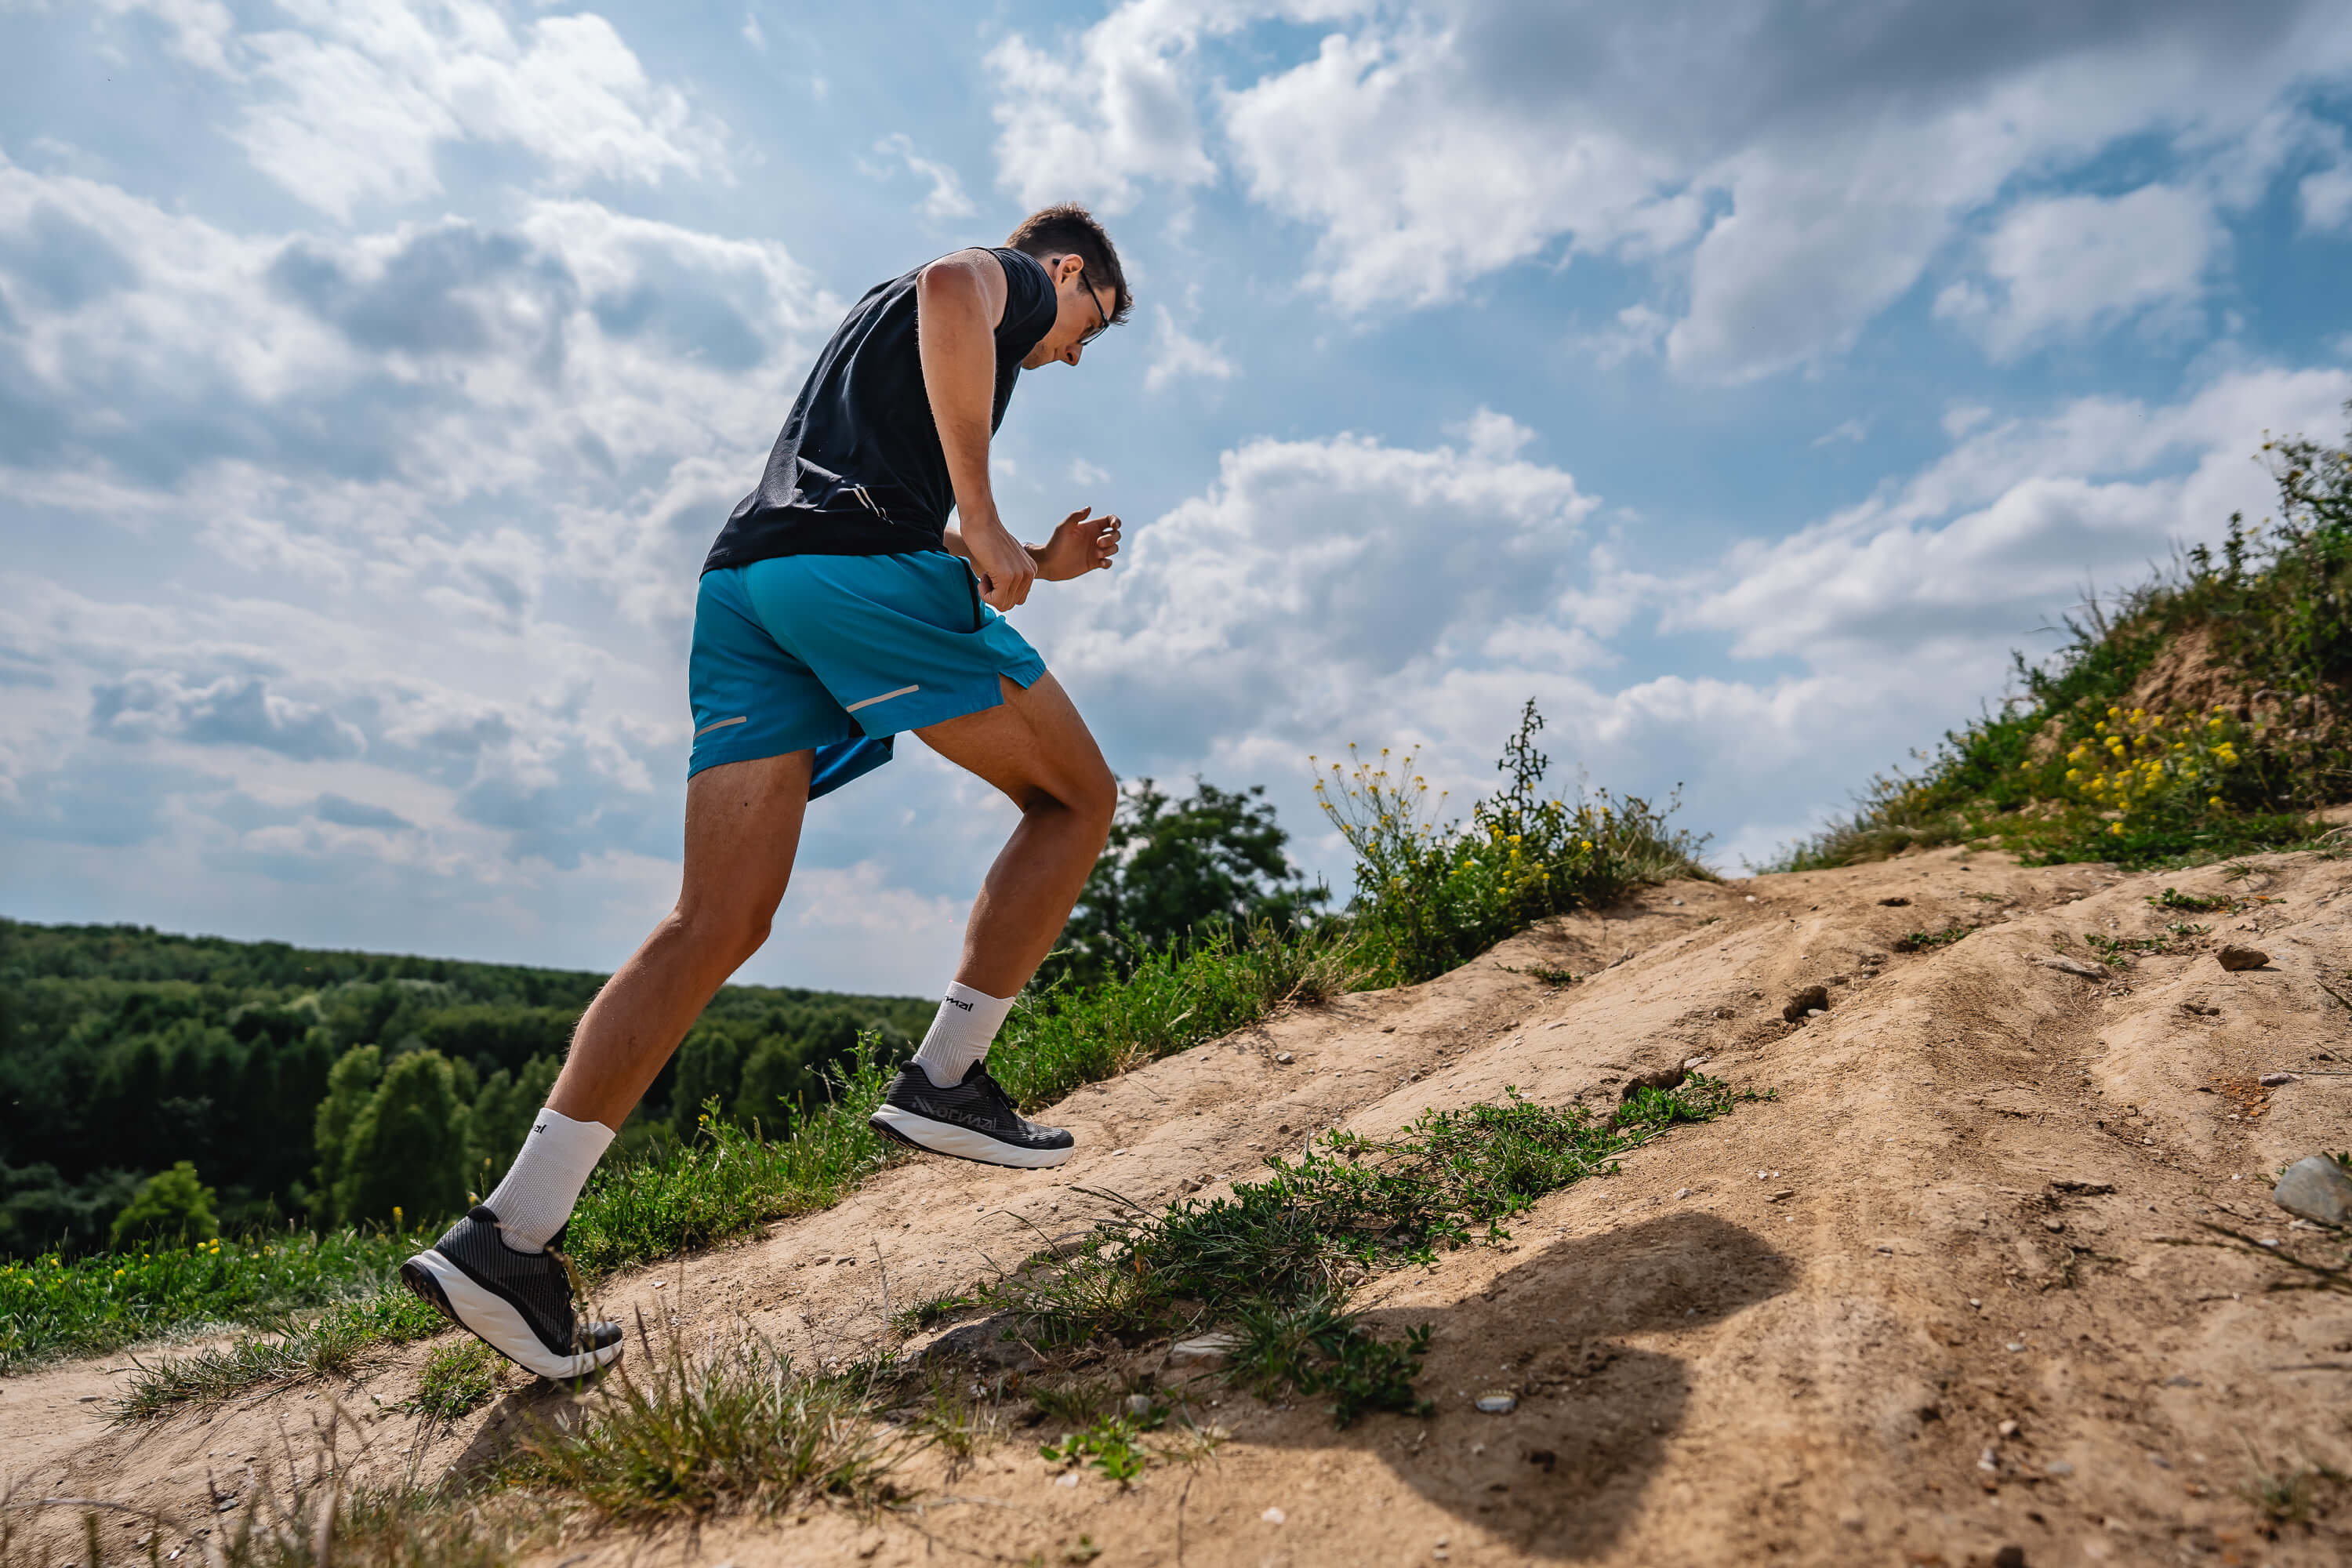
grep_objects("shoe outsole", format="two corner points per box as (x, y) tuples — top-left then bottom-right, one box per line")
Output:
(401, 1248), (624, 1382)
(867, 1105), (1076, 1168)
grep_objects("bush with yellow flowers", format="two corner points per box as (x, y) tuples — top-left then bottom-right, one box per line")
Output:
(2047, 705), (2255, 839)
(1316, 702), (1713, 985)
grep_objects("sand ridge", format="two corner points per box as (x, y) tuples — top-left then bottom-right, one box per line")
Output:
(5, 846), (2349, 1566)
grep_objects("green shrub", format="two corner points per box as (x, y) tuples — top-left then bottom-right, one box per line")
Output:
(1317, 701), (1714, 985)
(107, 1161), (218, 1250)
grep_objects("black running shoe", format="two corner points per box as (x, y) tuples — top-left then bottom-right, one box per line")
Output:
(401, 1207), (624, 1381)
(868, 1060), (1076, 1168)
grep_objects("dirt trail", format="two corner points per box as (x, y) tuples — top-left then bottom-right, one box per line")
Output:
(7, 848), (2350, 1566)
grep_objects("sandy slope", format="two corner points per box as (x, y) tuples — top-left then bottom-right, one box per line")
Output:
(6, 847), (2350, 1566)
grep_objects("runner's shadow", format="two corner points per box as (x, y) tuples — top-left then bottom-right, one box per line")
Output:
(1236, 1210), (1795, 1561)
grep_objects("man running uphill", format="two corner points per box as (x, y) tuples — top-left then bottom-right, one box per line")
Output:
(401, 206), (1131, 1380)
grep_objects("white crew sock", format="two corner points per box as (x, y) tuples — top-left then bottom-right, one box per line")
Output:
(909, 982), (1015, 1088)
(480, 1109), (615, 1253)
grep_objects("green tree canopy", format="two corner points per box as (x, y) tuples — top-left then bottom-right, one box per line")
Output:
(1052, 778), (1325, 985)
(325, 1049), (474, 1229)
(108, 1161), (218, 1249)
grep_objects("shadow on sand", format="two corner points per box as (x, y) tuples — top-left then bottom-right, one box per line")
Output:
(1241, 1210), (1797, 1560)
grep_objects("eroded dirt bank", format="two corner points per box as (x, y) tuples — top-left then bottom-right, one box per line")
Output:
(6, 847), (2349, 1566)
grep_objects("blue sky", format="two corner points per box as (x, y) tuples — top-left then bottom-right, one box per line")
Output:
(5, 0), (2352, 995)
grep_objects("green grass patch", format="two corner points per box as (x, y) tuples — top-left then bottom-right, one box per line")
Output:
(1895, 924), (1977, 953)
(0, 1226), (432, 1375)
(2147, 886), (2235, 912)
(1497, 962), (1580, 987)
(413, 1338), (503, 1421)
(980, 1076), (1761, 1425)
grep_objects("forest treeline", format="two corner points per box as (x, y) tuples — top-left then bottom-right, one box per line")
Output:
(0, 919), (931, 1256)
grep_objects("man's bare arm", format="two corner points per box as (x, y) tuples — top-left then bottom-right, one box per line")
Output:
(916, 249), (1035, 610)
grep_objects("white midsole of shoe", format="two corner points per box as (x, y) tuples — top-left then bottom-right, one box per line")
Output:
(869, 1105), (1075, 1168)
(408, 1249), (624, 1381)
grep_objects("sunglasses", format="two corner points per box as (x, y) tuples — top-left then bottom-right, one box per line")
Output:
(1076, 269), (1111, 347)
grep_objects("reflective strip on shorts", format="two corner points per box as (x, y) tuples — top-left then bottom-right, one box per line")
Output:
(695, 715), (748, 738)
(844, 684), (920, 713)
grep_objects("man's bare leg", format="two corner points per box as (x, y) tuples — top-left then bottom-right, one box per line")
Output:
(915, 671), (1116, 996)
(865, 671), (1114, 1165)
(547, 748), (816, 1130)
(401, 750), (814, 1375)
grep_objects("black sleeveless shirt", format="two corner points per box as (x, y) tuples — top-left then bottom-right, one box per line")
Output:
(703, 248), (1058, 568)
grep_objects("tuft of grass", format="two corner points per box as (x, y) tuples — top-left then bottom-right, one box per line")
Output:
(0, 1227), (433, 1374)
(1039, 1409), (1161, 1484)
(889, 1290), (975, 1336)
(1228, 1296), (1432, 1425)
(982, 1076), (1760, 1423)
(1498, 963), (1579, 987)
(209, 1486), (527, 1568)
(1894, 924), (1976, 953)
(2235, 1450), (2347, 1530)
(503, 1319), (899, 1523)
(2148, 887), (2234, 912)
(111, 1289), (445, 1421)
(413, 1338), (502, 1421)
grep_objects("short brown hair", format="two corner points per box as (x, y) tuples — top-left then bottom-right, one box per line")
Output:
(1005, 204), (1132, 325)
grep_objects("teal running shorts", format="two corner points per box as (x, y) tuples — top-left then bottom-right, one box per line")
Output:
(687, 551), (1047, 798)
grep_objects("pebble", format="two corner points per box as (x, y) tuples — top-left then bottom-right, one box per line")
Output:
(1766, 1189), (1795, 1203)
(1274, 1052), (1294, 1064)
(1474, 1392), (1518, 1414)
(2216, 945), (2269, 971)
(1674, 1187), (1693, 1200)
(1055, 1472), (1080, 1488)
(1126, 1394), (1154, 1418)
(2258, 1071), (2296, 1087)
(2005, 1341), (2026, 1352)
(1261, 1508), (1286, 1525)
(1998, 1419), (2020, 1438)
(1171, 1332), (1243, 1365)
(2274, 1156), (2352, 1227)
(2044, 1461), (2074, 1477)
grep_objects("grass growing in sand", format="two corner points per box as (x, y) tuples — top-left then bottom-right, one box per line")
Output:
(502, 1323), (901, 1523)
(979, 1076), (1762, 1425)
(412, 1338), (502, 1421)
(106, 1290), (444, 1421)
(111, 920), (1355, 1416)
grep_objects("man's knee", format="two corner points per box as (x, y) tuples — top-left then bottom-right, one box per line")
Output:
(1059, 758), (1117, 843)
(667, 900), (773, 967)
